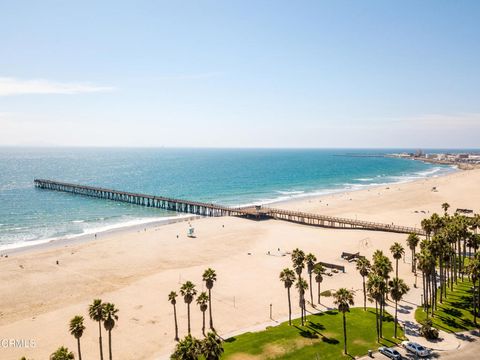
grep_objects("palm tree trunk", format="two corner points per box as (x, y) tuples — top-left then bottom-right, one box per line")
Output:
(309, 273), (313, 304)
(439, 260), (443, 303)
(422, 271), (427, 312)
(287, 288), (292, 326)
(173, 304), (179, 341)
(457, 239), (461, 282)
(187, 303), (191, 335)
(304, 300), (307, 323)
(108, 330), (112, 360)
(98, 321), (104, 360)
(317, 282), (321, 304)
(202, 311), (206, 336)
(379, 296), (384, 338)
(208, 288), (214, 330)
(473, 278), (477, 325)
(77, 337), (82, 360)
(450, 260), (453, 291)
(362, 276), (366, 311)
(394, 299), (398, 338)
(343, 312), (347, 354)
(396, 258), (399, 279)
(375, 300), (379, 342)
(299, 296), (305, 326)
(412, 249), (416, 273)
(477, 280), (480, 324)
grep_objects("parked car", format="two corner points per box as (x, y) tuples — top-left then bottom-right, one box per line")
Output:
(401, 341), (430, 357)
(378, 346), (402, 359)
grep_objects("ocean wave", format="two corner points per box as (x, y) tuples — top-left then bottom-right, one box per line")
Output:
(0, 215), (195, 252)
(231, 164), (457, 208)
(0, 238), (54, 252)
(79, 215), (193, 236)
(275, 190), (305, 195)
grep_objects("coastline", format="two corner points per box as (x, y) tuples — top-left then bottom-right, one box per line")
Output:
(0, 163), (457, 255)
(0, 214), (200, 256)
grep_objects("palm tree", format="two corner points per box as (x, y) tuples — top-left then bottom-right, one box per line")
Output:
(406, 233), (420, 273)
(202, 268), (217, 331)
(305, 253), (317, 304)
(417, 248), (436, 316)
(389, 278), (410, 338)
(279, 268), (296, 325)
(442, 202), (450, 215)
(201, 332), (224, 360)
(295, 278), (308, 326)
(390, 242), (405, 279)
(180, 281), (198, 335)
(50, 346), (74, 360)
(367, 273), (384, 341)
(466, 255), (480, 324)
(356, 257), (371, 310)
(171, 334), (201, 360)
(102, 302), (119, 360)
(69, 315), (85, 360)
(291, 248), (306, 281)
(88, 299), (105, 360)
(372, 251), (392, 337)
(169, 291), (180, 341)
(313, 264), (324, 304)
(197, 292), (209, 336)
(421, 218), (432, 240)
(333, 288), (355, 355)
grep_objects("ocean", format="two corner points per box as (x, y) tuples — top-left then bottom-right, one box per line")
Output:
(0, 147), (456, 250)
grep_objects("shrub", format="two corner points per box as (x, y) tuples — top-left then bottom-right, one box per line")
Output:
(420, 318), (439, 340)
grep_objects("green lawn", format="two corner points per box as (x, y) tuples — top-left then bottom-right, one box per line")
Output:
(222, 308), (405, 360)
(415, 280), (478, 333)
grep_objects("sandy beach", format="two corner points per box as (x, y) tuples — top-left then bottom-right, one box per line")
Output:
(1, 168), (480, 360)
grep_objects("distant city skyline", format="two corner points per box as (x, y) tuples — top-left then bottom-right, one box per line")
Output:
(1, 1), (480, 148)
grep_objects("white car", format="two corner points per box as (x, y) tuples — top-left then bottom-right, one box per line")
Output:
(401, 341), (430, 357)
(378, 346), (402, 359)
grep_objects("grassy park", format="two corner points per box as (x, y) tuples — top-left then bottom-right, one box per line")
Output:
(415, 280), (477, 333)
(222, 308), (405, 360)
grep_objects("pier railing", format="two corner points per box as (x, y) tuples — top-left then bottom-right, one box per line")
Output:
(34, 179), (425, 235)
(262, 207), (425, 235)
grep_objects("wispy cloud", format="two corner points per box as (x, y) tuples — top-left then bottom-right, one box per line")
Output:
(0, 77), (114, 96)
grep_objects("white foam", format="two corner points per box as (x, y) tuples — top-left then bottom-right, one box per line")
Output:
(232, 164), (457, 207)
(276, 190), (305, 195)
(0, 215), (193, 252)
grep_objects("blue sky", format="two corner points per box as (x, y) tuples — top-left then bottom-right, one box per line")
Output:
(1, 1), (479, 147)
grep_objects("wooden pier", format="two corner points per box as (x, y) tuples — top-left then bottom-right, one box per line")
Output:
(263, 207), (424, 235)
(34, 179), (425, 235)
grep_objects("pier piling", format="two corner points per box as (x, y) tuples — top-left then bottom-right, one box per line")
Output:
(34, 179), (425, 235)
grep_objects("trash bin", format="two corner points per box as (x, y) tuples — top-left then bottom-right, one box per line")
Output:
(368, 349), (373, 357)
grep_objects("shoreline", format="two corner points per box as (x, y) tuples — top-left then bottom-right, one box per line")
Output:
(0, 214), (200, 256)
(1, 164), (458, 257)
